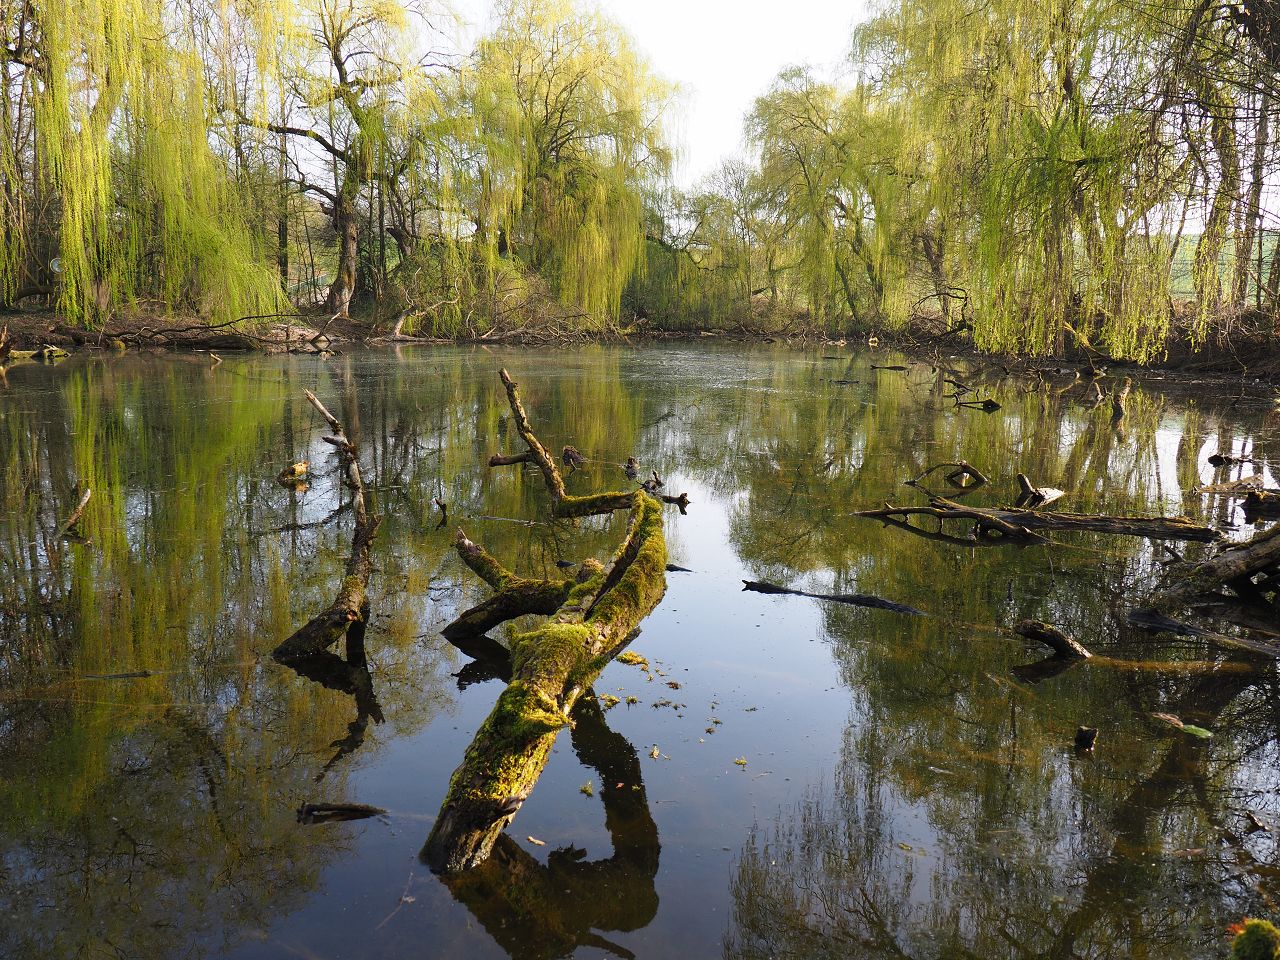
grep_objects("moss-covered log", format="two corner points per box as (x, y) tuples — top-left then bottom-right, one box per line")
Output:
(423, 370), (672, 873)
(1150, 525), (1280, 609)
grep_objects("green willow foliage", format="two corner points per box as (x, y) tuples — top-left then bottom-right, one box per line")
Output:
(0, 0), (673, 329)
(633, 0), (1280, 360)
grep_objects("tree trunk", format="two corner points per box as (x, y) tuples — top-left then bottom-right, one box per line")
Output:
(327, 187), (359, 318)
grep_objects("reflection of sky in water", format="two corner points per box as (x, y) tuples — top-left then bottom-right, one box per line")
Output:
(2, 345), (1279, 959)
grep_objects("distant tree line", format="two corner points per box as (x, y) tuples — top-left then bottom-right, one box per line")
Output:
(635, 0), (1280, 359)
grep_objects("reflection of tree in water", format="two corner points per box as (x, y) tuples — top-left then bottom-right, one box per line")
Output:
(0, 706), (349, 958)
(439, 695), (660, 960)
(725, 669), (1280, 960)
(276, 616), (386, 780)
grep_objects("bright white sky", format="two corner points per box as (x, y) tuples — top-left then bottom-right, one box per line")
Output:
(449, 1), (868, 187)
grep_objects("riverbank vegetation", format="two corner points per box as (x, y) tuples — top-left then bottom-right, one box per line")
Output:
(8, 0), (1280, 361)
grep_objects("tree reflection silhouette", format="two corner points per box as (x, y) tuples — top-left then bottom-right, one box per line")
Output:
(437, 695), (660, 960)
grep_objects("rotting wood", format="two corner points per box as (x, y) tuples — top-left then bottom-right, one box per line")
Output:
(1149, 524), (1280, 611)
(853, 498), (1220, 544)
(741, 579), (924, 615)
(272, 390), (381, 660)
(488, 451), (533, 467)
(1013, 619), (1092, 659)
(1014, 474), (1065, 508)
(423, 371), (673, 874)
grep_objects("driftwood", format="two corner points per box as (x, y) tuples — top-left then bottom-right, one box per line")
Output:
(57, 488), (92, 538)
(1014, 474), (1065, 509)
(488, 451), (533, 467)
(272, 390), (381, 660)
(1013, 619), (1092, 659)
(424, 370), (673, 873)
(741, 580), (924, 615)
(1149, 525), (1280, 611)
(853, 497), (1220, 544)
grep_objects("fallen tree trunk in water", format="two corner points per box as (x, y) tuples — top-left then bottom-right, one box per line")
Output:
(1147, 524), (1280, 614)
(1013, 619), (1092, 659)
(273, 389), (380, 660)
(853, 497), (1220, 544)
(424, 369), (672, 873)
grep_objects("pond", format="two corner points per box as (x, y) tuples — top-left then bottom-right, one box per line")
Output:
(2, 343), (1278, 959)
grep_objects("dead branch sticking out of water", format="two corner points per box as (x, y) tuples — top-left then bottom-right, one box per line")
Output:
(853, 497), (1219, 545)
(57, 488), (91, 539)
(740, 580), (924, 615)
(272, 390), (381, 660)
(1014, 474), (1065, 508)
(423, 369), (672, 873)
(1013, 619), (1092, 659)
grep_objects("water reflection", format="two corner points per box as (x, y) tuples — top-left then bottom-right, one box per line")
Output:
(2, 346), (1280, 958)
(440, 695), (660, 960)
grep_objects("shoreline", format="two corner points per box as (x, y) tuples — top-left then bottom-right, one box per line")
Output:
(4, 309), (1279, 385)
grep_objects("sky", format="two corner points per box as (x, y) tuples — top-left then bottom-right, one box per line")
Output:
(450, 1), (867, 187)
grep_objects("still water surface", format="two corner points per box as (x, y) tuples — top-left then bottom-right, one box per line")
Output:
(2, 344), (1279, 959)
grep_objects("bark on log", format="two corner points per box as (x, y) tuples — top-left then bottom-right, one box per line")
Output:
(1013, 619), (1092, 659)
(273, 390), (380, 660)
(1150, 525), (1280, 609)
(853, 499), (1220, 543)
(423, 372), (670, 873)
(1014, 474), (1065, 509)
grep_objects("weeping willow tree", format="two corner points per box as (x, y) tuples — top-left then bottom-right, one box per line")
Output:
(639, 0), (1280, 358)
(469, 0), (674, 326)
(3, 0), (283, 325)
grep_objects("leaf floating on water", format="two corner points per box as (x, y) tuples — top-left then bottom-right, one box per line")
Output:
(734, 757), (748, 767)
(527, 836), (547, 846)
(580, 781), (594, 797)
(599, 694), (621, 710)
(650, 745), (661, 759)
(897, 842), (913, 851)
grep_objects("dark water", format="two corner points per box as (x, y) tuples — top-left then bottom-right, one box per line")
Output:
(2, 344), (1279, 959)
